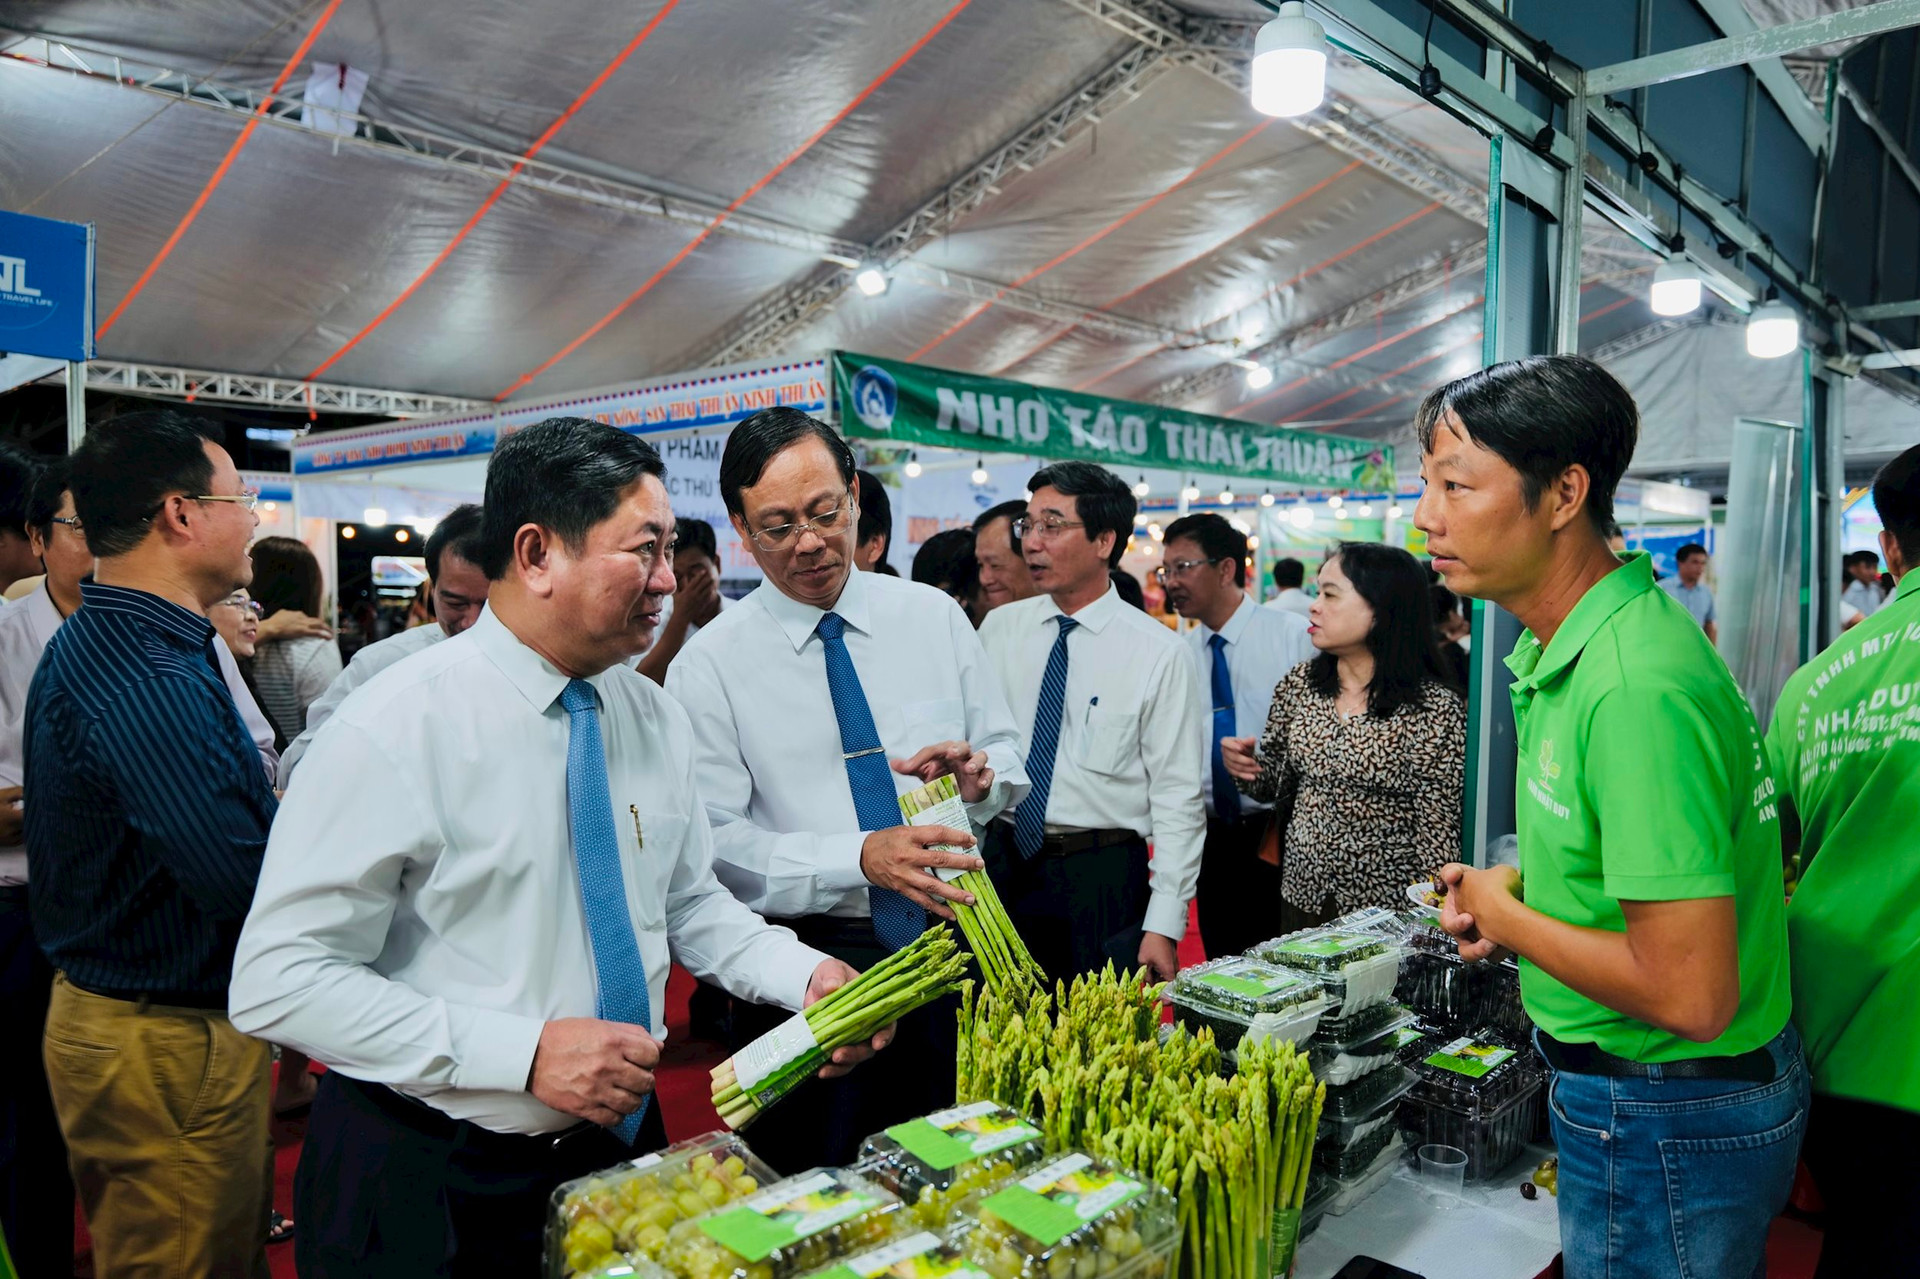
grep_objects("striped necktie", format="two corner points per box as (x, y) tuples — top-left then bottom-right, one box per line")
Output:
(1014, 616), (1079, 858)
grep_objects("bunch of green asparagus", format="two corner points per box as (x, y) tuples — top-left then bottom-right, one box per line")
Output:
(711, 925), (969, 1129)
(956, 966), (1327, 1279)
(898, 776), (1046, 1000)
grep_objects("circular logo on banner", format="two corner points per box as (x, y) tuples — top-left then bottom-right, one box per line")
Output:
(850, 365), (897, 433)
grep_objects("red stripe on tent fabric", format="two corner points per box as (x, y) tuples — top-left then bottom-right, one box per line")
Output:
(1230, 291), (1480, 415)
(94, 0), (345, 340)
(494, 0), (975, 402)
(907, 118), (1276, 361)
(303, 1), (682, 381)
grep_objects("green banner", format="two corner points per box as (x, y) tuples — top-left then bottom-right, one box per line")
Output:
(833, 352), (1394, 492)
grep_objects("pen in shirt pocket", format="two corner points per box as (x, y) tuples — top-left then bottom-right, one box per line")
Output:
(628, 804), (643, 850)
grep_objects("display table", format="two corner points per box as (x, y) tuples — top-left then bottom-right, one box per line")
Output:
(1295, 1145), (1562, 1279)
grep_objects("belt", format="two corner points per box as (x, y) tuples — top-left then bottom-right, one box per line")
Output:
(1537, 1031), (1776, 1083)
(995, 821), (1140, 858)
(332, 1070), (598, 1157)
(65, 975), (230, 1012)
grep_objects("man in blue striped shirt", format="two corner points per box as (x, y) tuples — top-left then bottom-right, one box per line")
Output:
(26, 410), (279, 1279)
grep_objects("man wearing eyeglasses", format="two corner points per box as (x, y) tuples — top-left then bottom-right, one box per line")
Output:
(977, 462), (1207, 984)
(23, 412), (281, 1279)
(1158, 513), (1314, 959)
(666, 406), (1027, 1172)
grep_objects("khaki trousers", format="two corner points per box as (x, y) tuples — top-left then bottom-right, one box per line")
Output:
(41, 973), (272, 1279)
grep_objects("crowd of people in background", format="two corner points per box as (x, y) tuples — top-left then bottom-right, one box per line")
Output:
(0, 358), (1914, 1279)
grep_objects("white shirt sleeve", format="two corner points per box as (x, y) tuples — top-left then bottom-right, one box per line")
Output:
(290, 638), (345, 732)
(1139, 644), (1209, 940)
(213, 634), (279, 783)
(947, 601), (1029, 826)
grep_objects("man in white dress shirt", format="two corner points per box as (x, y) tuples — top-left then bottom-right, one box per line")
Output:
(231, 419), (883, 1277)
(0, 442), (41, 599)
(1160, 513), (1314, 959)
(276, 503), (489, 786)
(1264, 557), (1312, 616)
(978, 462), (1207, 984)
(667, 407), (1026, 1170)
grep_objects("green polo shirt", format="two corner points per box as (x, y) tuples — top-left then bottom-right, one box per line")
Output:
(1766, 570), (1920, 1112)
(1505, 553), (1792, 1062)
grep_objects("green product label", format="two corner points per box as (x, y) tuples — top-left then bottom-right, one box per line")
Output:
(815, 1232), (990, 1279)
(1382, 1028), (1425, 1051)
(981, 1156), (1144, 1247)
(1197, 971), (1288, 999)
(1425, 1036), (1517, 1078)
(1277, 932), (1367, 958)
(1270, 1206), (1302, 1276)
(697, 1173), (880, 1262)
(886, 1103), (1041, 1171)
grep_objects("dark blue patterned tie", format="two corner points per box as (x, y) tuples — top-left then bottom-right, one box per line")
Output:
(815, 612), (926, 951)
(1208, 634), (1242, 822)
(1014, 616), (1080, 859)
(559, 678), (651, 1143)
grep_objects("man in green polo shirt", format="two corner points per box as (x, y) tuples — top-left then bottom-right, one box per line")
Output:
(1766, 443), (1920, 1276)
(1415, 355), (1806, 1279)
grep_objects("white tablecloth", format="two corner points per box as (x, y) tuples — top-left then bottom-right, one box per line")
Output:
(1294, 1144), (1562, 1279)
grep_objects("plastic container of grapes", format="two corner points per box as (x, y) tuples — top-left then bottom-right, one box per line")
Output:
(1314, 1110), (1402, 1178)
(1398, 1031), (1544, 1182)
(546, 1131), (778, 1279)
(796, 1229), (993, 1279)
(1395, 928), (1531, 1039)
(1252, 925), (1402, 1014)
(1317, 1065), (1418, 1141)
(1308, 1003), (1418, 1087)
(1320, 1133), (1404, 1216)
(855, 1101), (1049, 1230)
(960, 1152), (1179, 1279)
(1162, 956), (1329, 1053)
(653, 1167), (903, 1279)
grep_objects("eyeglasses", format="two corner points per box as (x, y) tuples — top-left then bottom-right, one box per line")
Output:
(192, 493), (260, 512)
(1010, 515), (1086, 542)
(215, 594), (264, 617)
(51, 515), (84, 534)
(1153, 556), (1226, 584)
(748, 500), (853, 550)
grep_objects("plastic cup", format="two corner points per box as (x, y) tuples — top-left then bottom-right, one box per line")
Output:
(1418, 1143), (1468, 1207)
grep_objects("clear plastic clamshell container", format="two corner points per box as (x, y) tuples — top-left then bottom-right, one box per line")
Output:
(547, 1131), (778, 1279)
(1308, 1003), (1418, 1087)
(799, 1230), (993, 1279)
(856, 1102), (1050, 1230)
(962, 1152), (1179, 1279)
(1395, 927), (1531, 1040)
(655, 1167), (902, 1279)
(1315, 1110), (1402, 1178)
(1253, 925), (1401, 1014)
(1317, 1065), (1418, 1143)
(1163, 956), (1328, 1053)
(1307, 1133), (1404, 1217)
(1399, 1030), (1544, 1182)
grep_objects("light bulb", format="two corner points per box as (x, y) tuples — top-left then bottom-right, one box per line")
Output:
(903, 453), (923, 478)
(1248, 535), (1260, 547)
(1132, 475), (1150, 498)
(1245, 365), (1274, 390)
(1260, 492), (1276, 507)
(1148, 522), (1164, 541)
(854, 264), (890, 297)
(1746, 299), (1799, 359)
(1355, 503), (1372, 518)
(394, 527), (411, 543)
(1182, 485), (1201, 502)
(340, 525), (357, 539)
(1650, 260), (1702, 316)
(260, 500), (278, 512)
(1327, 494), (1343, 509)
(1388, 504), (1404, 519)
(971, 459), (990, 485)
(1249, 3), (1328, 119)
(1288, 506), (1314, 529)
(1218, 489), (1234, 504)
(362, 507), (388, 527)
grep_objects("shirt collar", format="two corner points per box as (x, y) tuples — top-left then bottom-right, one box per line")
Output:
(755, 563), (872, 653)
(1894, 572), (1920, 605)
(21, 583), (64, 650)
(1200, 594), (1258, 645)
(1044, 582), (1122, 634)
(1505, 552), (1655, 691)
(467, 604), (618, 712)
(78, 581), (214, 650)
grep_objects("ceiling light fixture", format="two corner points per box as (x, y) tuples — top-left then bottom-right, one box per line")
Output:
(1650, 243), (1703, 316)
(1746, 294), (1799, 359)
(1218, 488), (1235, 504)
(971, 458), (990, 485)
(362, 507), (388, 527)
(854, 262), (891, 297)
(1250, 2), (1328, 119)
(1260, 491), (1276, 507)
(903, 451), (923, 479)
(1133, 474), (1151, 498)
(1245, 365), (1274, 391)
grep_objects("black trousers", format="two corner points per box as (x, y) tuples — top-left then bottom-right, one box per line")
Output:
(1803, 1091), (1920, 1278)
(1196, 812), (1281, 959)
(728, 915), (956, 1177)
(986, 825), (1151, 984)
(0, 892), (74, 1279)
(293, 1070), (667, 1279)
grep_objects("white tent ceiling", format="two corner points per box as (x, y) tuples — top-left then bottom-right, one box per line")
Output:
(1, 0), (1912, 464)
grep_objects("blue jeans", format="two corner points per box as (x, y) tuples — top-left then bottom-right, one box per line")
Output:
(1540, 1023), (1809, 1279)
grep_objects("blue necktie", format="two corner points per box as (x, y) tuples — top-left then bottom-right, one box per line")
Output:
(1014, 616), (1079, 859)
(1208, 634), (1241, 822)
(815, 612), (926, 952)
(560, 678), (652, 1143)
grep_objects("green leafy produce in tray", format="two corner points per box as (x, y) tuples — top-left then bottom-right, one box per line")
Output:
(1253, 928), (1388, 975)
(857, 1102), (1048, 1230)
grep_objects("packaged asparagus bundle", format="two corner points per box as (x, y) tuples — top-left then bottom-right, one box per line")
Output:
(897, 776), (1045, 999)
(712, 926), (969, 1129)
(857, 1101), (1048, 1229)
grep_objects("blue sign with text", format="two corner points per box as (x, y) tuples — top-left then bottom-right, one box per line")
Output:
(0, 210), (95, 362)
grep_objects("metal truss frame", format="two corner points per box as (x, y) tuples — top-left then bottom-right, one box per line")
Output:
(60, 360), (486, 417)
(1584, 0), (1920, 95)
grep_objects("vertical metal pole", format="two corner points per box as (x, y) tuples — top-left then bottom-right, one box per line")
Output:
(64, 361), (87, 451)
(1552, 78), (1589, 355)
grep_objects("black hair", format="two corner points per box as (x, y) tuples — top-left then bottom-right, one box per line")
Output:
(674, 516), (719, 565)
(1604, 520), (1625, 541)
(912, 528), (978, 597)
(26, 457), (71, 542)
(1162, 512), (1249, 587)
(250, 535), (324, 619)
(479, 417), (666, 580)
(1873, 444), (1920, 566)
(1675, 542), (1708, 564)
(1027, 461), (1134, 569)
(973, 498), (1028, 557)
(424, 503), (486, 582)
(856, 470), (892, 560)
(1111, 568), (1146, 610)
(1307, 541), (1460, 716)
(719, 407), (856, 518)
(1415, 354), (1637, 535)
(69, 410), (222, 558)
(1846, 549), (1880, 570)
(1428, 581), (1460, 624)
(0, 440), (40, 542)
(1271, 557), (1305, 590)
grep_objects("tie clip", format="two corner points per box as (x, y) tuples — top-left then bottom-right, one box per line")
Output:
(629, 804), (643, 850)
(843, 746), (886, 760)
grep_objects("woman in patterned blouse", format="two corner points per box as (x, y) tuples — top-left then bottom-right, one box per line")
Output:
(1223, 542), (1466, 930)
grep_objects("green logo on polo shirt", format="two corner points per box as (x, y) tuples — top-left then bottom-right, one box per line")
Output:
(1537, 740), (1562, 790)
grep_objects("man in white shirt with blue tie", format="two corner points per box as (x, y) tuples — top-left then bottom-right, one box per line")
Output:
(231, 419), (885, 1278)
(1159, 513), (1314, 958)
(667, 407), (1026, 1172)
(978, 462), (1208, 985)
